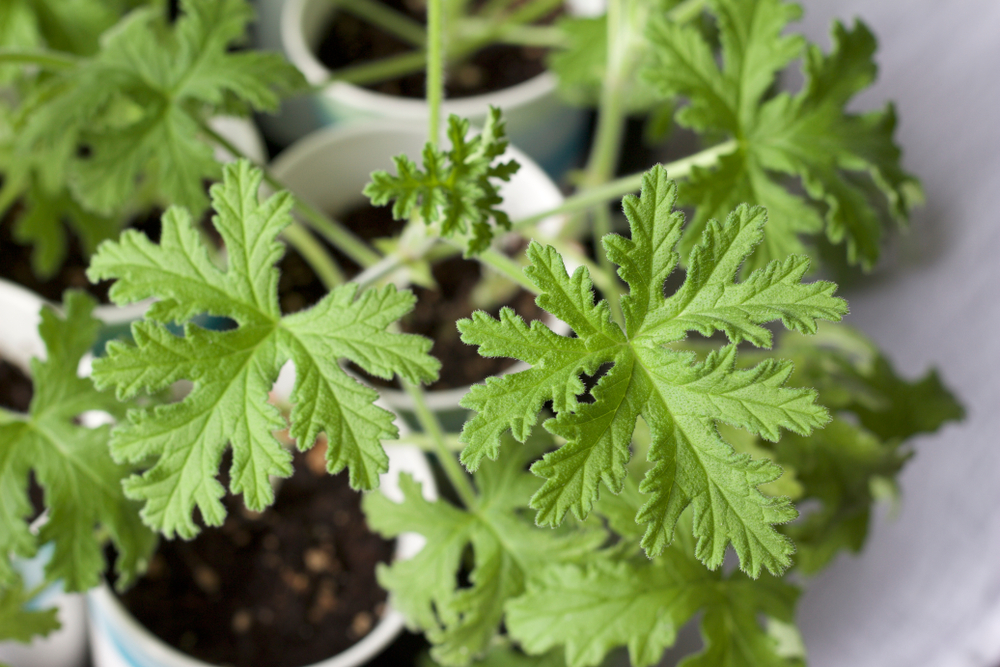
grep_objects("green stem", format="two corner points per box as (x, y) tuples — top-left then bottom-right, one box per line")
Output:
(592, 206), (625, 326)
(427, 0), (445, 145)
(283, 222), (344, 287)
(0, 49), (77, 71)
(355, 237), (437, 289)
(668, 0), (708, 23)
(336, 0), (426, 47)
(466, 245), (538, 294)
(317, 50), (427, 89)
(460, 21), (566, 48)
(512, 140), (738, 230)
(198, 119), (382, 270)
(402, 379), (478, 507)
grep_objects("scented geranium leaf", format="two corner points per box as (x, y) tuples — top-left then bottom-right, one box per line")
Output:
(746, 325), (964, 572)
(89, 161), (438, 539)
(363, 436), (604, 666)
(679, 574), (802, 667)
(507, 551), (706, 667)
(644, 0), (919, 269)
(0, 292), (155, 592)
(0, 575), (60, 645)
(364, 107), (520, 256)
(14, 0), (304, 217)
(508, 517), (803, 667)
(459, 165), (845, 575)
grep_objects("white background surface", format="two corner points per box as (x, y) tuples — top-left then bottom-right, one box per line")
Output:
(778, 2), (1000, 666)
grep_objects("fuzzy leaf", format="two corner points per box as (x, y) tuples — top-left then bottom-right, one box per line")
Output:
(364, 108), (520, 256)
(644, 0), (920, 269)
(459, 166), (846, 575)
(0, 292), (155, 592)
(89, 161), (439, 539)
(363, 436), (603, 666)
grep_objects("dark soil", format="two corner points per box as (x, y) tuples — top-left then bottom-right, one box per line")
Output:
(0, 191), (212, 306)
(117, 444), (395, 667)
(278, 203), (545, 390)
(0, 359), (47, 519)
(0, 202), (115, 304)
(0, 359), (33, 413)
(316, 0), (551, 98)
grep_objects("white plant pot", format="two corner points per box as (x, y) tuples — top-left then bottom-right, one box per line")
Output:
(0, 279), (88, 667)
(266, 0), (589, 176)
(268, 120), (566, 426)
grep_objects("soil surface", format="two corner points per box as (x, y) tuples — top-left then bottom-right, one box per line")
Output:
(0, 202), (114, 304)
(278, 202), (545, 390)
(316, 0), (551, 98)
(117, 444), (395, 667)
(0, 359), (33, 413)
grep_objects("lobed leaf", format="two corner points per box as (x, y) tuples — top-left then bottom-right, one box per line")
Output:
(459, 165), (846, 575)
(89, 161), (439, 538)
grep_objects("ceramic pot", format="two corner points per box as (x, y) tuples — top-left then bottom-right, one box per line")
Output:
(268, 120), (566, 428)
(261, 0), (589, 176)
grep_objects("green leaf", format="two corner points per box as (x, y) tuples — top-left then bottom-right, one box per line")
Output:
(753, 325), (964, 572)
(0, 291), (155, 592)
(88, 160), (439, 539)
(0, 575), (59, 644)
(459, 166), (846, 576)
(14, 0), (305, 217)
(507, 521), (803, 667)
(364, 107), (520, 256)
(363, 435), (604, 666)
(644, 0), (920, 269)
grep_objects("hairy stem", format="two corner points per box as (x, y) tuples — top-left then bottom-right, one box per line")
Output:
(0, 48), (77, 71)
(512, 140), (738, 230)
(336, 0), (426, 47)
(402, 380), (478, 507)
(282, 222), (345, 287)
(199, 120), (382, 270)
(427, 0), (445, 146)
(317, 50), (427, 89)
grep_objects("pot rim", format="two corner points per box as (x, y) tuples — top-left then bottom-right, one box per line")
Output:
(281, 0), (559, 118)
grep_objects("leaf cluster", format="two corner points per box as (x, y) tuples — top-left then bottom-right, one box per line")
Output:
(364, 107), (521, 256)
(642, 0), (921, 270)
(0, 291), (156, 595)
(364, 433), (604, 666)
(0, 0), (305, 276)
(458, 165), (846, 577)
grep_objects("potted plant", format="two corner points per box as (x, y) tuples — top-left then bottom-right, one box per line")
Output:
(0, 0), (967, 666)
(262, 0), (590, 175)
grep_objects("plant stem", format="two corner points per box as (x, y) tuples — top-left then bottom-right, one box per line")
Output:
(426, 0), (445, 146)
(402, 379), (478, 507)
(198, 119), (382, 270)
(283, 222), (345, 287)
(668, 0), (708, 23)
(461, 21), (566, 48)
(512, 140), (738, 230)
(459, 244), (538, 294)
(0, 49), (77, 71)
(317, 50), (427, 89)
(336, 0), (426, 47)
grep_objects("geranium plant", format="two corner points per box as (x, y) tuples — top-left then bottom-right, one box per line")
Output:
(0, 0), (963, 666)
